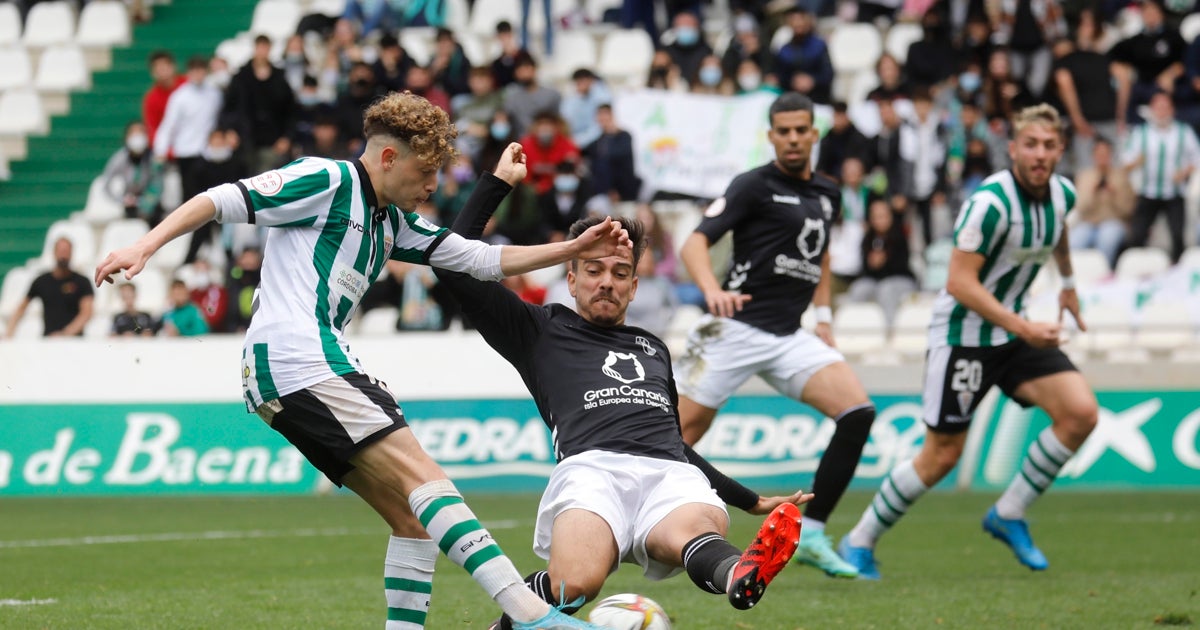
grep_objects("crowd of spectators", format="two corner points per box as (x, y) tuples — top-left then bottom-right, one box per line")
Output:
(8, 0), (1200, 339)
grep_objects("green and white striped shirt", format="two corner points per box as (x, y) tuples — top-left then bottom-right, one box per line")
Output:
(202, 157), (505, 411)
(928, 170), (1076, 348)
(1121, 120), (1200, 200)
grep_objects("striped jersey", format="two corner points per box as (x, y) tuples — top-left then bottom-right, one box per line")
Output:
(203, 157), (503, 411)
(928, 170), (1076, 348)
(1121, 120), (1200, 200)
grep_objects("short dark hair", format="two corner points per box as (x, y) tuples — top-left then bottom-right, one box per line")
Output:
(379, 34), (400, 49)
(496, 20), (513, 33)
(832, 101), (848, 114)
(436, 27), (454, 41)
(572, 68), (597, 81)
(170, 279), (188, 290)
(148, 50), (174, 66)
(596, 103), (613, 114)
(514, 50), (537, 68)
(124, 119), (144, 134)
(186, 55), (208, 71)
(254, 34), (272, 47)
(768, 92), (814, 125)
(567, 217), (647, 271)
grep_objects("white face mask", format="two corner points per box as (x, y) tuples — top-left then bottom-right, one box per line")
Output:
(208, 70), (231, 89)
(126, 132), (149, 154)
(205, 146), (233, 162)
(737, 73), (761, 91)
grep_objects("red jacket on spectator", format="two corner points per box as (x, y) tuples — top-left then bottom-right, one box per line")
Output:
(520, 133), (579, 195)
(143, 75), (186, 144)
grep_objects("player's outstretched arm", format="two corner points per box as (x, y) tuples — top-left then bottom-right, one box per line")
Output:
(680, 232), (751, 318)
(94, 195), (217, 286)
(946, 249), (1061, 348)
(750, 490), (816, 515)
(497, 217), (631, 277)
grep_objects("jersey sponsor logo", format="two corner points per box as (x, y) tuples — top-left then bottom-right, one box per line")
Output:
(635, 336), (657, 356)
(340, 217), (366, 233)
(727, 261), (751, 290)
(704, 197), (726, 217)
(248, 171), (284, 196)
(331, 261), (368, 301)
(601, 351), (645, 384)
(796, 217), (825, 259)
(772, 193), (801, 205)
(957, 227), (984, 251)
(773, 254), (822, 283)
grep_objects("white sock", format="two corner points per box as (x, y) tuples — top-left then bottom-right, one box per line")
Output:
(848, 459), (928, 549)
(802, 518), (825, 536)
(408, 479), (549, 623)
(995, 428), (1074, 520)
(384, 536), (437, 629)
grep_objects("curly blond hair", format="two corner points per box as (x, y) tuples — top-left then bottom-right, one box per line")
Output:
(1013, 104), (1062, 137)
(363, 92), (458, 168)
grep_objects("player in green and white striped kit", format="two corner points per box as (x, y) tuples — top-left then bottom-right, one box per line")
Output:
(95, 93), (624, 630)
(840, 104), (1100, 578)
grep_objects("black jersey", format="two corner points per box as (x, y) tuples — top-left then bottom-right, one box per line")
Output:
(695, 163), (841, 336)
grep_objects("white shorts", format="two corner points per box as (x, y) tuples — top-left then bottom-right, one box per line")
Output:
(674, 314), (845, 409)
(533, 450), (728, 581)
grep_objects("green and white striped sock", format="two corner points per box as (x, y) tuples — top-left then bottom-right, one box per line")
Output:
(848, 459), (929, 548)
(384, 536), (437, 629)
(408, 479), (548, 623)
(995, 428), (1074, 520)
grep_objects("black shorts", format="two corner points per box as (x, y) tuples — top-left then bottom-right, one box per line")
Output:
(922, 340), (1077, 434)
(255, 372), (408, 484)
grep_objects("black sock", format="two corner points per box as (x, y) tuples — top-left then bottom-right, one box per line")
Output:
(497, 570), (580, 629)
(682, 533), (741, 594)
(806, 404), (876, 523)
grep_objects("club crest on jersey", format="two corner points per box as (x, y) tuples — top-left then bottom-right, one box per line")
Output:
(601, 351), (646, 384)
(635, 336), (657, 356)
(797, 218), (826, 259)
(249, 171), (284, 195)
(957, 390), (974, 416)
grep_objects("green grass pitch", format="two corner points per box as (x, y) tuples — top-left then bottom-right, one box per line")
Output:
(1, 491), (1196, 629)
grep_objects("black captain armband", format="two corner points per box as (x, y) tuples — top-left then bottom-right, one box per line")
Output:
(683, 444), (760, 512)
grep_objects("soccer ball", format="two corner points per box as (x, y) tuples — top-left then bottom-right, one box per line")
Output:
(587, 593), (672, 630)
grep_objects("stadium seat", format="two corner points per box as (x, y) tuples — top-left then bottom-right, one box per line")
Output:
(1082, 302), (1132, 353)
(99, 219), (151, 265)
(0, 88), (50, 159)
(1184, 13), (1200, 44)
(524, 0), (579, 40)
(76, 0), (132, 48)
(0, 46), (35, 92)
(0, 267), (36, 319)
(95, 266), (168, 314)
(12, 311), (44, 338)
(34, 43), (91, 95)
(666, 303), (704, 339)
(1115, 247), (1170, 281)
(1070, 248), (1112, 287)
(585, 0), (621, 23)
(22, 1), (76, 48)
(306, 0), (347, 18)
(0, 145), (8, 181)
(250, 0), (302, 42)
(84, 315), (112, 339)
(921, 239), (953, 291)
(215, 36), (255, 71)
(0, 3), (21, 46)
(468, 0), (521, 37)
(884, 22), (922, 64)
(1115, 6), (1144, 39)
(149, 232), (191, 273)
(457, 32), (490, 66)
(833, 302), (887, 354)
(444, 0), (470, 33)
(828, 24), (882, 74)
(40, 219), (97, 271)
(82, 175), (125, 225)
(770, 24), (791, 53)
(545, 30), (598, 81)
(597, 28), (655, 87)
(357, 307), (400, 336)
(1136, 301), (1194, 352)
(399, 29), (434, 66)
(1178, 246), (1200, 269)
(889, 300), (932, 355)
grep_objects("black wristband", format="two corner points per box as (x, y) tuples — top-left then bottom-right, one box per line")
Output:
(683, 444), (760, 512)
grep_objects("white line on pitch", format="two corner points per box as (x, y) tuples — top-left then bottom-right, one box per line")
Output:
(0, 520), (525, 550)
(0, 598), (57, 607)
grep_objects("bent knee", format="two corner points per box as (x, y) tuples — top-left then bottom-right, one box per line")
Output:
(555, 576), (605, 604)
(1058, 399), (1099, 440)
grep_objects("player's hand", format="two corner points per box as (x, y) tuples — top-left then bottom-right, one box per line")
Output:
(815, 321), (836, 348)
(1018, 320), (1062, 349)
(571, 216), (631, 261)
(493, 142), (527, 186)
(1059, 288), (1087, 332)
(748, 489), (815, 515)
(94, 244), (152, 287)
(704, 289), (751, 318)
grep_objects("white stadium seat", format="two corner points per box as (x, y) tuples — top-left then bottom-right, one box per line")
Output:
(1070, 248), (1112, 288)
(770, 24), (791, 53)
(457, 32), (491, 67)
(1136, 302), (1194, 352)
(0, 267), (36, 319)
(22, 1), (76, 48)
(149, 232), (191, 273)
(0, 3), (22, 46)
(35, 44), (91, 91)
(833, 302), (887, 354)
(99, 219), (151, 265)
(546, 30), (598, 80)
(95, 267), (168, 315)
(399, 29), (434, 66)
(469, 0), (521, 36)
(216, 36), (255, 71)
(76, 0), (132, 48)
(83, 175), (125, 225)
(1082, 302), (1132, 352)
(828, 23), (882, 74)
(0, 46), (35, 91)
(357, 307), (400, 336)
(1178, 246), (1200, 270)
(250, 0), (302, 42)
(1115, 247), (1170, 282)
(586, 0), (621, 23)
(444, 0), (470, 33)
(40, 219), (96, 271)
(1182, 13), (1200, 44)
(884, 22), (922, 64)
(307, 0), (347, 18)
(0, 88), (50, 156)
(597, 28), (654, 87)
(889, 300), (932, 355)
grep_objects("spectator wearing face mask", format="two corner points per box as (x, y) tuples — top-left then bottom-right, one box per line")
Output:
(453, 67), (503, 160)
(733, 58), (777, 95)
(191, 127), (251, 262)
(373, 34), (412, 93)
(281, 34), (310, 94)
(429, 28), (472, 97)
(491, 20), (527, 88)
(102, 120), (164, 225)
(721, 22), (774, 87)
(663, 12), (712, 86)
(537, 160), (592, 242)
(503, 52), (561, 136)
(646, 50), (685, 91)
(154, 55), (223, 215)
(690, 54), (733, 94)
(225, 247), (263, 333)
(479, 110), (519, 174)
(335, 62), (386, 147)
(520, 111), (580, 195)
(433, 155), (479, 227)
(291, 76), (328, 151)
